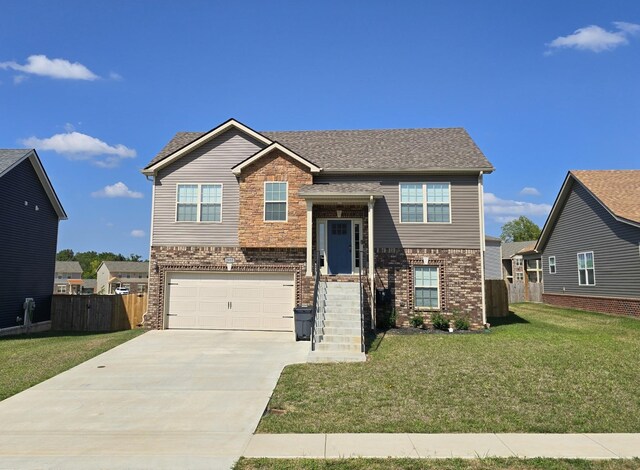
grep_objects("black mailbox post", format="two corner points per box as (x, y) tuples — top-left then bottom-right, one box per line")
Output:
(293, 306), (313, 341)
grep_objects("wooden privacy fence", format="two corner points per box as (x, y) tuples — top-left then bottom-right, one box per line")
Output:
(51, 293), (147, 332)
(508, 282), (542, 304)
(485, 280), (509, 317)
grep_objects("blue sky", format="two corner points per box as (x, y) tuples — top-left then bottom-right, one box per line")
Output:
(1, 1), (639, 257)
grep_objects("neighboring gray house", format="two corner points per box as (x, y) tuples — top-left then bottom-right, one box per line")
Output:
(53, 261), (83, 295)
(536, 170), (640, 317)
(501, 240), (541, 284)
(484, 235), (502, 280)
(141, 118), (494, 361)
(0, 149), (67, 334)
(81, 279), (97, 294)
(96, 261), (149, 294)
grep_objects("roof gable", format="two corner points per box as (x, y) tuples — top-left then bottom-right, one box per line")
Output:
(55, 261), (82, 273)
(142, 118), (272, 174)
(0, 149), (67, 220)
(536, 170), (640, 252)
(231, 142), (321, 175)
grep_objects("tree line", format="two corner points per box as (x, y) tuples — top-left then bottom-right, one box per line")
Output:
(56, 249), (146, 279)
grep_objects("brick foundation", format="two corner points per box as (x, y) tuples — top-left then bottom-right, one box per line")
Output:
(543, 293), (640, 318)
(374, 248), (484, 330)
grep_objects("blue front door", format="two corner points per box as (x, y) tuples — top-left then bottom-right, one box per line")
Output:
(327, 220), (352, 274)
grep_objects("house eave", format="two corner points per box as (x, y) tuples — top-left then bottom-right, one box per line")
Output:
(319, 167), (494, 175)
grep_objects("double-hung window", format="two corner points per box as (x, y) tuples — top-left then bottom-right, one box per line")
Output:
(548, 256), (556, 274)
(176, 184), (222, 222)
(265, 182), (287, 221)
(414, 266), (439, 309)
(400, 183), (450, 223)
(577, 251), (595, 286)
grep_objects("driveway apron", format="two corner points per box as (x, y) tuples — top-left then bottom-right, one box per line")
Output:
(0, 330), (309, 469)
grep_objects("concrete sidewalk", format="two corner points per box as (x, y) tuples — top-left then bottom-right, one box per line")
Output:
(244, 433), (640, 459)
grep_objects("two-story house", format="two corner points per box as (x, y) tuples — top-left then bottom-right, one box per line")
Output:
(141, 119), (493, 359)
(0, 149), (67, 335)
(536, 170), (640, 317)
(96, 261), (150, 295)
(53, 261), (83, 295)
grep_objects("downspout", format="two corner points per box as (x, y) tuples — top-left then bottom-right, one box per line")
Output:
(368, 196), (376, 330)
(478, 172), (487, 326)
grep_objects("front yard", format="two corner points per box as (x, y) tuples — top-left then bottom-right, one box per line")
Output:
(258, 303), (640, 433)
(0, 329), (145, 401)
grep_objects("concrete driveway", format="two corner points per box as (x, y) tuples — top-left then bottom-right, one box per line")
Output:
(0, 330), (309, 469)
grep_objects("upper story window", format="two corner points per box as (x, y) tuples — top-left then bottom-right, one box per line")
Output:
(548, 256), (556, 274)
(399, 183), (450, 223)
(264, 182), (287, 222)
(514, 257), (523, 267)
(577, 251), (595, 286)
(176, 184), (222, 222)
(414, 266), (440, 309)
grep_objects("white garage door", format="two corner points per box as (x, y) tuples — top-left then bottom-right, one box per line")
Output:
(165, 272), (295, 331)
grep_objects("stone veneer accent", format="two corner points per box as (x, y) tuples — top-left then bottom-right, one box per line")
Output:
(145, 246), (311, 329)
(374, 248), (484, 329)
(543, 293), (640, 319)
(238, 150), (312, 248)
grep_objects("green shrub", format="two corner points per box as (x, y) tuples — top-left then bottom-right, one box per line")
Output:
(454, 315), (471, 330)
(409, 312), (424, 328)
(430, 312), (450, 331)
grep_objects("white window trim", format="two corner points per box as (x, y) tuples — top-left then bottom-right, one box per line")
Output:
(56, 285), (67, 294)
(414, 265), (440, 310)
(399, 182), (452, 224)
(514, 256), (523, 267)
(264, 181), (288, 222)
(548, 256), (556, 274)
(174, 183), (223, 223)
(577, 251), (596, 286)
(515, 272), (524, 281)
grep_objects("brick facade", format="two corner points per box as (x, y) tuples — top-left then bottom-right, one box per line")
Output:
(543, 293), (640, 319)
(238, 150), (312, 248)
(374, 248), (484, 330)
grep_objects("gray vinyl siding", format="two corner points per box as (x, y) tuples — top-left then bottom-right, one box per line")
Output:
(0, 159), (59, 329)
(484, 241), (503, 279)
(152, 129), (264, 246)
(541, 180), (640, 299)
(315, 174), (481, 249)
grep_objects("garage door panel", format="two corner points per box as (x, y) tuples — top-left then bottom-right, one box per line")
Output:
(166, 272), (294, 331)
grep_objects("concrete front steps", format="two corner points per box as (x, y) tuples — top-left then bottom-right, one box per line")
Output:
(308, 281), (366, 363)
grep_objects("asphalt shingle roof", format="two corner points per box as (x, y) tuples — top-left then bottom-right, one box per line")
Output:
(103, 261), (149, 273)
(571, 170), (640, 224)
(0, 149), (30, 175)
(299, 182), (384, 196)
(55, 261), (82, 273)
(501, 240), (537, 259)
(147, 127), (493, 172)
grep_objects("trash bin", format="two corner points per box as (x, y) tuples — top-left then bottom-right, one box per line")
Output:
(293, 306), (313, 341)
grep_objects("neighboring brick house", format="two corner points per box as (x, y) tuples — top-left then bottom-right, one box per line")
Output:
(0, 149), (67, 335)
(502, 240), (542, 284)
(141, 118), (494, 352)
(536, 170), (640, 318)
(53, 261), (83, 295)
(96, 261), (149, 294)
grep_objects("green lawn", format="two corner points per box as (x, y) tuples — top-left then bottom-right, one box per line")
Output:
(235, 458), (640, 470)
(258, 304), (640, 433)
(0, 329), (145, 401)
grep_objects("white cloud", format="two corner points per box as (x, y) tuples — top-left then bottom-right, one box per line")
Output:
(92, 182), (143, 199)
(109, 71), (123, 81)
(22, 131), (136, 168)
(546, 22), (640, 54)
(130, 229), (145, 238)
(0, 54), (99, 80)
(13, 75), (27, 84)
(519, 187), (541, 196)
(484, 192), (551, 222)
